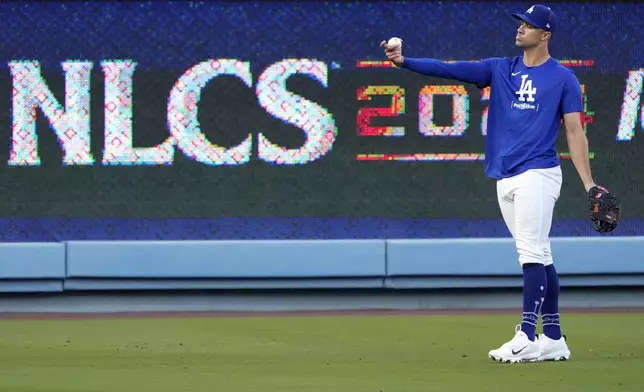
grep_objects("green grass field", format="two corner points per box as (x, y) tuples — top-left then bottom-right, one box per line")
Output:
(0, 312), (642, 392)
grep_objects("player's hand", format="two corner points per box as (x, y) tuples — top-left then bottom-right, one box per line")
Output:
(587, 185), (621, 233)
(380, 39), (404, 67)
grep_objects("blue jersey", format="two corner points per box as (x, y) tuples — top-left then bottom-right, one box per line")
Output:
(402, 56), (583, 179)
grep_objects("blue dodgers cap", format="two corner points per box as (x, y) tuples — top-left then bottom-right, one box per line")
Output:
(512, 4), (557, 33)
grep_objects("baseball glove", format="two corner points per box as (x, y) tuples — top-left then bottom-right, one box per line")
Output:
(587, 185), (621, 233)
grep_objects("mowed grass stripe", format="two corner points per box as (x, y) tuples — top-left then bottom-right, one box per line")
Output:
(0, 313), (642, 392)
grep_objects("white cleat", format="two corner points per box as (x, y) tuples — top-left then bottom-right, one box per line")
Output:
(488, 325), (541, 363)
(537, 334), (571, 361)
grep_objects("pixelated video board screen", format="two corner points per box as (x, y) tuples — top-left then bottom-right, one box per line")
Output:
(0, 1), (642, 223)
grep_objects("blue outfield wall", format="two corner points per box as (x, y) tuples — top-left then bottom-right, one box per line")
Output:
(0, 237), (643, 293)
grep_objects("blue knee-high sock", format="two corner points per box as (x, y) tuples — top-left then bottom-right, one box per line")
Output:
(521, 263), (547, 341)
(541, 264), (562, 340)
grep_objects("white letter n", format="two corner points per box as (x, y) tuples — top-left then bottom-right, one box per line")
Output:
(9, 60), (94, 166)
(617, 69), (644, 141)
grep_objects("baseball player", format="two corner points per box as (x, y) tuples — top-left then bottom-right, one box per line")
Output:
(381, 4), (621, 362)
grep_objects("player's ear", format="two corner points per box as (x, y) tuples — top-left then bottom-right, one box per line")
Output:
(542, 31), (552, 41)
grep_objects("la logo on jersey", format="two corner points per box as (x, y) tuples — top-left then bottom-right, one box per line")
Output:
(516, 75), (536, 102)
(513, 74), (538, 111)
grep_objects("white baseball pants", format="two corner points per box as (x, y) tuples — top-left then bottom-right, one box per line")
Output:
(496, 166), (563, 266)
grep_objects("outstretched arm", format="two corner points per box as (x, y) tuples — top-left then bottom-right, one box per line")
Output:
(380, 39), (493, 87)
(402, 58), (492, 87)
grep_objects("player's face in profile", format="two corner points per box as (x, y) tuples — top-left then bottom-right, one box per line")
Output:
(515, 21), (548, 49)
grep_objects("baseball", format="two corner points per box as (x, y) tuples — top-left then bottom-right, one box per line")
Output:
(387, 37), (402, 48)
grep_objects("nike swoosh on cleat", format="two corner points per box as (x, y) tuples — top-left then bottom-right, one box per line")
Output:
(512, 346), (528, 355)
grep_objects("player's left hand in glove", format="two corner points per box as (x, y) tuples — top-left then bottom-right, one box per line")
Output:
(587, 185), (622, 233)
